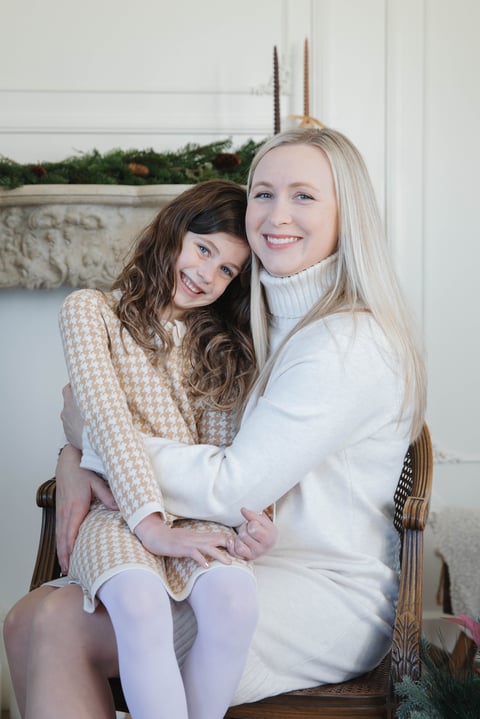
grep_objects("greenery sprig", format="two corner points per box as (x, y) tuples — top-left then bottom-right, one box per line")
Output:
(396, 636), (480, 718)
(0, 138), (264, 190)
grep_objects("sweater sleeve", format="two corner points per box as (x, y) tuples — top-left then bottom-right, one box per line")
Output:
(144, 316), (407, 526)
(59, 289), (166, 531)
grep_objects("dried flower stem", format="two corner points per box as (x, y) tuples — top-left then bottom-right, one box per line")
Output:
(304, 38), (310, 117)
(273, 46), (280, 134)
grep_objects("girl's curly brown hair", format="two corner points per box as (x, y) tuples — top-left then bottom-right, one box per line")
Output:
(111, 180), (255, 411)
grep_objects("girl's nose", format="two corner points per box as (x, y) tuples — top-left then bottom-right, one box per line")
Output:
(197, 262), (214, 283)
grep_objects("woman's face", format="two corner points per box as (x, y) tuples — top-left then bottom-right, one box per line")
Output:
(169, 231), (249, 319)
(246, 143), (338, 277)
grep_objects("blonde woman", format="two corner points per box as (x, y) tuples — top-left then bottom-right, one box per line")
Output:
(5, 128), (426, 717)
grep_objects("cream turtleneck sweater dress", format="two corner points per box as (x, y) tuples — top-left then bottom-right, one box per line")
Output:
(143, 254), (413, 703)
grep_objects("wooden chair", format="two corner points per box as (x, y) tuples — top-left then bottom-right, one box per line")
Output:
(30, 424), (433, 719)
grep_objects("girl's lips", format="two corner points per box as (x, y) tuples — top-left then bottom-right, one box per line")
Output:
(180, 271), (203, 295)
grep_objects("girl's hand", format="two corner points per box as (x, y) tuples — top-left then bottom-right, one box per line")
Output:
(134, 514), (233, 568)
(227, 507), (278, 560)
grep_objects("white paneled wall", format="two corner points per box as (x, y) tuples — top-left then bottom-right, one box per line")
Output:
(1, 0), (479, 712)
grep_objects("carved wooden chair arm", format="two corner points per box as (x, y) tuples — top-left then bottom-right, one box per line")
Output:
(30, 478), (60, 590)
(391, 424), (433, 684)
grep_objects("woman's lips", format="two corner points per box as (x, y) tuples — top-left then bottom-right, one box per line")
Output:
(263, 234), (301, 248)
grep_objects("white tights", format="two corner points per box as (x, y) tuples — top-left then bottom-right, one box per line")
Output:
(97, 567), (258, 719)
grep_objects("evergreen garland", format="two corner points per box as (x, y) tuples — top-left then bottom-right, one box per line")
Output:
(0, 138), (264, 190)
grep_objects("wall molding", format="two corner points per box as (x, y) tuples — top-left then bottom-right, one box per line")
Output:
(0, 90), (277, 137)
(385, 0), (426, 328)
(433, 444), (480, 465)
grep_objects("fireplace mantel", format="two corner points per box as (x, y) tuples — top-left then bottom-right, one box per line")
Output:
(0, 184), (189, 289)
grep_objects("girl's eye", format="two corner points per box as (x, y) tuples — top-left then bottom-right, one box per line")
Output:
(221, 266), (234, 278)
(198, 244), (209, 256)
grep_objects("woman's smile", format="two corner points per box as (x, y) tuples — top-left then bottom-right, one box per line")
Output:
(246, 143), (338, 277)
(263, 234), (302, 248)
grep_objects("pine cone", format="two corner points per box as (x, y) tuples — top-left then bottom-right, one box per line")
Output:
(212, 153), (242, 171)
(31, 164), (47, 178)
(128, 162), (150, 177)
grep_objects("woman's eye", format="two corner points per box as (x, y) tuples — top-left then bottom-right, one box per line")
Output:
(254, 191), (272, 199)
(296, 192), (314, 201)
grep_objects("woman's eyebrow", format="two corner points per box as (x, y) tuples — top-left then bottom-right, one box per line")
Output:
(251, 180), (319, 192)
(250, 180), (273, 190)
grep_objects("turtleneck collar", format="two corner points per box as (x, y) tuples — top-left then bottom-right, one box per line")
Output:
(260, 253), (338, 319)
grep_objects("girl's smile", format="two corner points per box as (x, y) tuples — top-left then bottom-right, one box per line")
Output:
(169, 231), (249, 319)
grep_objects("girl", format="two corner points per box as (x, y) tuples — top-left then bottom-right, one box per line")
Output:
(54, 180), (267, 719)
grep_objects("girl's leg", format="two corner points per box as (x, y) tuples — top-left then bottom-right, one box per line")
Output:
(97, 569), (188, 719)
(182, 567), (259, 719)
(14, 584), (118, 719)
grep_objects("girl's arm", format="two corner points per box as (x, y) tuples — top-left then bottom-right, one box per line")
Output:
(59, 289), (167, 531)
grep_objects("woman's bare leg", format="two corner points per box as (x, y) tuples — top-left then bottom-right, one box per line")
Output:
(4, 587), (55, 716)
(5, 584), (119, 719)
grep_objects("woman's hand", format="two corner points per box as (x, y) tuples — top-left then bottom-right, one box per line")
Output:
(227, 507), (278, 560)
(134, 514), (233, 568)
(60, 384), (84, 449)
(55, 444), (117, 574)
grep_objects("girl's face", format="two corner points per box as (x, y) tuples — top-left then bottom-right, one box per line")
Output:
(246, 143), (338, 277)
(170, 231), (249, 319)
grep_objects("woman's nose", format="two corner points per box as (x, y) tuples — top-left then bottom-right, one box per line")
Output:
(269, 199), (291, 226)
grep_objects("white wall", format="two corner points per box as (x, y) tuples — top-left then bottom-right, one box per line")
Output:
(1, 0), (479, 709)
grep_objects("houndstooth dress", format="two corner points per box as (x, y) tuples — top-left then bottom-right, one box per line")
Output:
(59, 289), (252, 613)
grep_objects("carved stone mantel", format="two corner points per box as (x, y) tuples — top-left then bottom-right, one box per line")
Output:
(0, 184), (189, 289)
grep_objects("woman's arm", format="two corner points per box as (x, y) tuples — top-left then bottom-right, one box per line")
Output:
(55, 444), (241, 570)
(60, 386), (278, 563)
(55, 444), (117, 573)
(143, 319), (406, 524)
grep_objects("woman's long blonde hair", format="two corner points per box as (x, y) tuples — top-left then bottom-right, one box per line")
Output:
(247, 127), (426, 439)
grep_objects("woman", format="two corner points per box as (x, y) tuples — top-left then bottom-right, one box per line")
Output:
(4, 127), (426, 717)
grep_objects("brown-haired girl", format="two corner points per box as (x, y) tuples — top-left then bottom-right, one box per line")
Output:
(53, 180), (269, 719)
